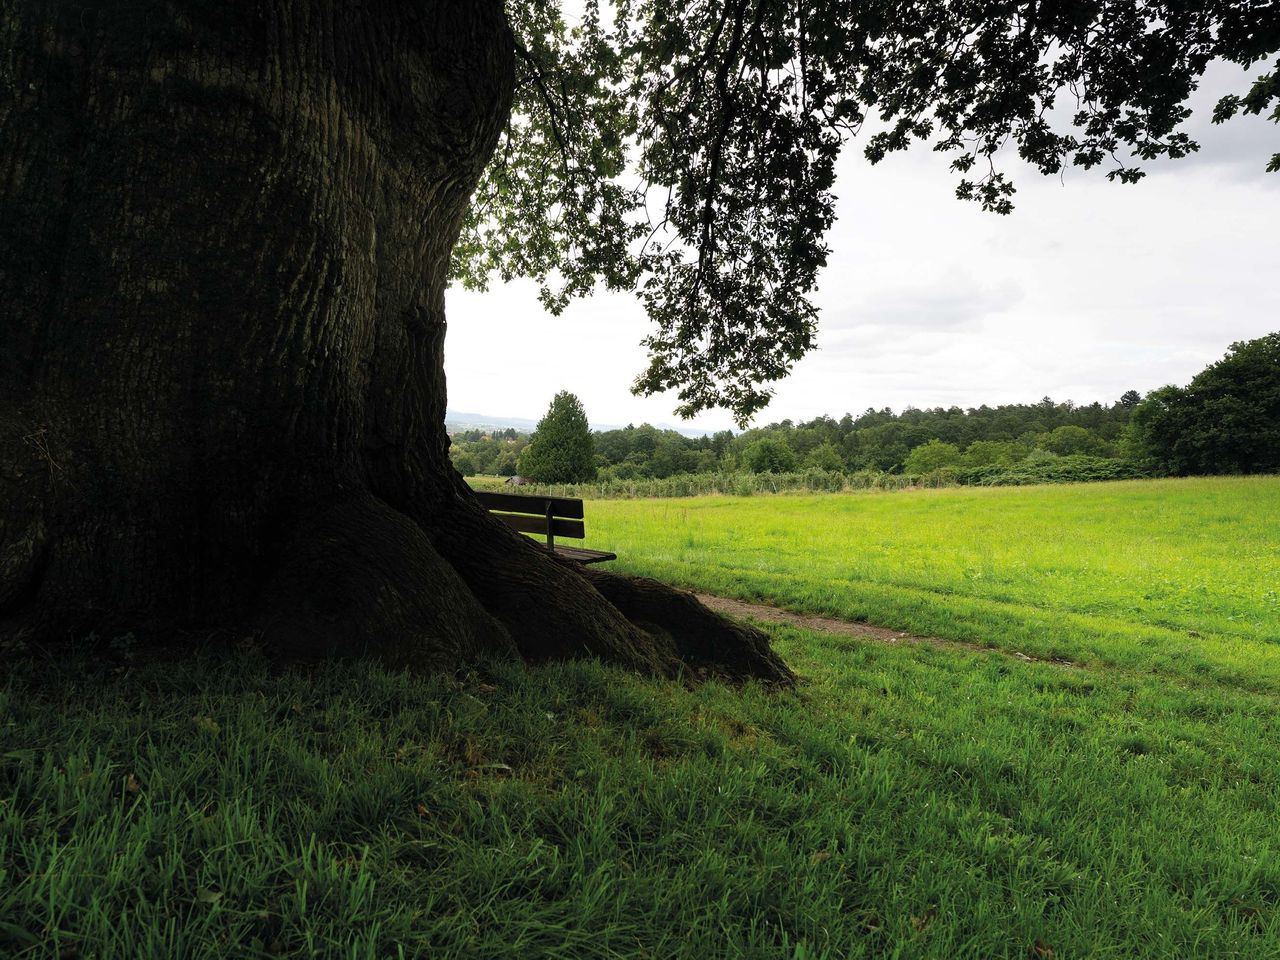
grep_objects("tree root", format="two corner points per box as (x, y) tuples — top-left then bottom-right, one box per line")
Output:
(580, 567), (795, 685)
(1, 465), (794, 686)
(407, 481), (685, 675)
(413, 477), (794, 685)
(252, 492), (515, 669)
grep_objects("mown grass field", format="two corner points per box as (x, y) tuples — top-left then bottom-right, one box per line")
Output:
(591, 476), (1280, 690)
(3, 476), (1279, 958)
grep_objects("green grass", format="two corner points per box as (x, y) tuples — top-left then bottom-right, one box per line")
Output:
(3, 476), (1280, 957)
(590, 477), (1280, 690)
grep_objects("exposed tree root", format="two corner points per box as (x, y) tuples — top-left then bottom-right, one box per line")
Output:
(581, 568), (796, 685)
(409, 481), (683, 676)
(0, 472), (794, 686)
(404, 473), (794, 684)
(252, 492), (515, 670)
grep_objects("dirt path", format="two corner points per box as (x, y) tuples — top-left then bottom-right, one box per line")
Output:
(693, 593), (1078, 668)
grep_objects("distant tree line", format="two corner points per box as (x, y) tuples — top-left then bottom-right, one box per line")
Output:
(450, 333), (1278, 484)
(453, 394), (1144, 481)
(446, 428), (526, 479)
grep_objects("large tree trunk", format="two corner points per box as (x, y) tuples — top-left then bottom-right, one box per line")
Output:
(0, 0), (791, 683)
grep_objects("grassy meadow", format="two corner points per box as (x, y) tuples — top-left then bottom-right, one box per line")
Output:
(3, 476), (1280, 957)
(591, 476), (1280, 690)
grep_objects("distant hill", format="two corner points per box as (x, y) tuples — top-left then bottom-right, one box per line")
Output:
(444, 410), (540, 434)
(445, 410), (716, 438)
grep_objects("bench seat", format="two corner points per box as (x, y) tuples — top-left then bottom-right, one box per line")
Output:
(550, 544), (618, 565)
(474, 490), (615, 564)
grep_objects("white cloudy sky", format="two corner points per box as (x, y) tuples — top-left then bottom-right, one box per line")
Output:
(445, 62), (1278, 434)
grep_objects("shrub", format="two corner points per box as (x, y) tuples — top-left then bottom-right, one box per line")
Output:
(1039, 425), (1107, 457)
(463, 459), (1150, 500)
(959, 455), (1147, 486)
(493, 452), (519, 477)
(744, 438), (798, 473)
(803, 442), (845, 471)
(962, 440), (1026, 468)
(468, 470), (920, 500)
(904, 439), (962, 474)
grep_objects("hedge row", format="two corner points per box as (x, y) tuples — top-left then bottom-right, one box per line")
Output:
(465, 456), (1149, 500)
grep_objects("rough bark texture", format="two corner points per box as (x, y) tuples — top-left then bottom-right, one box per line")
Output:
(0, 0), (792, 685)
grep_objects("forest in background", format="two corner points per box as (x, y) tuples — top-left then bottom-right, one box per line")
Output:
(450, 332), (1279, 490)
(450, 392), (1144, 483)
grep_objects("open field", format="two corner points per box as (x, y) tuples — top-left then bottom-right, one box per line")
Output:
(3, 476), (1279, 957)
(590, 476), (1280, 690)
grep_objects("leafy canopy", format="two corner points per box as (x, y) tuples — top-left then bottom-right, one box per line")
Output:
(904, 438), (962, 473)
(519, 391), (599, 482)
(744, 436), (798, 472)
(453, 1), (1279, 425)
(803, 441), (845, 471)
(1129, 332), (1280, 475)
(1040, 424), (1108, 457)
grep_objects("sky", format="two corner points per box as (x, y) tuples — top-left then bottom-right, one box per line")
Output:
(444, 61), (1279, 435)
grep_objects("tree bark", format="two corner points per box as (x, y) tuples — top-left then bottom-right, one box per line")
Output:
(0, 0), (791, 684)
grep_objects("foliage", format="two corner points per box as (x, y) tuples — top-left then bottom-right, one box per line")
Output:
(958, 455), (1147, 486)
(1128, 332), (1280, 475)
(802, 441), (843, 472)
(5, 476), (1280, 957)
(903, 439), (961, 474)
(468, 454), (1150, 502)
(541, 392), (1135, 478)
(743, 437), (797, 473)
(449, 357), (1274, 486)
(449, 429), (528, 477)
(961, 439), (1027, 468)
(1039, 425), (1109, 457)
(518, 391), (598, 483)
(454, 1), (1280, 423)
(741, 395), (1137, 474)
(468, 469), (912, 501)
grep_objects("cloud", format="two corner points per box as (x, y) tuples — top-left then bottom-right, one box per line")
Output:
(1145, 60), (1280, 181)
(819, 277), (1023, 348)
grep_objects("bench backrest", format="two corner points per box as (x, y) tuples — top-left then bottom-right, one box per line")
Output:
(474, 491), (586, 545)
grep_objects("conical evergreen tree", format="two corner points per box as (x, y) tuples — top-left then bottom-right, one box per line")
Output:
(519, 393), (598, 483)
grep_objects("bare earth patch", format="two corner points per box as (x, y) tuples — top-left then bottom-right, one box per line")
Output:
(692, 593), (1079, 669)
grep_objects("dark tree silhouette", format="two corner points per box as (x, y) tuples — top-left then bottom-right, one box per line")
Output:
(1, 1), (1275, 675)
(1130, 333), (1280, 475)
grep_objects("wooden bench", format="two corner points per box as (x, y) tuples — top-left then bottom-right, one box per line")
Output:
(474, 491), (617, 565)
